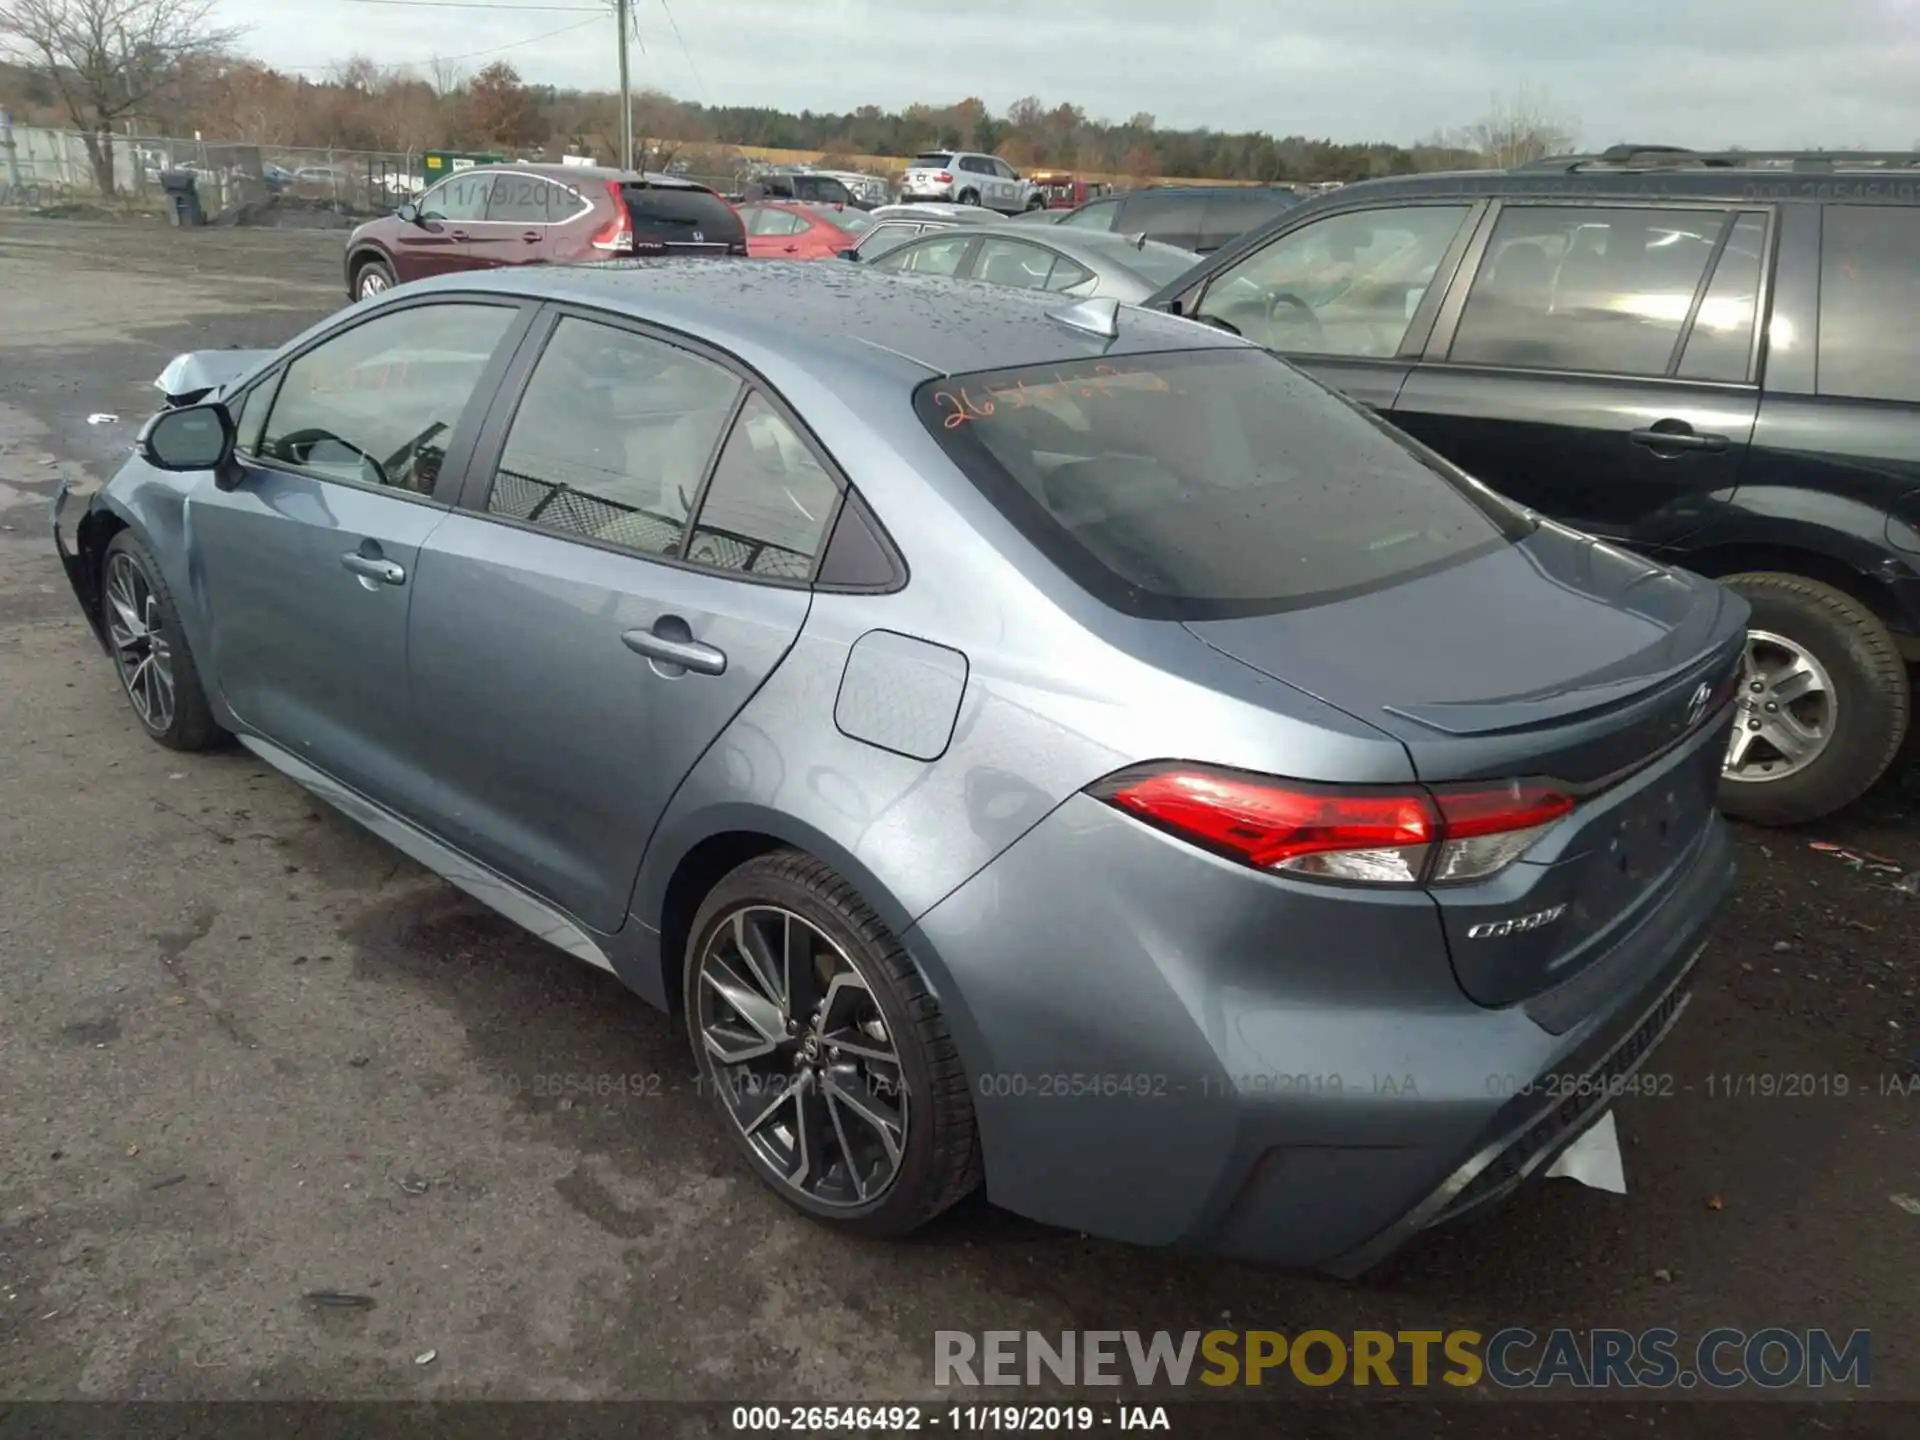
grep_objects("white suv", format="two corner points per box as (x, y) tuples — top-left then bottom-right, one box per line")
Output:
(899, 151), (1043, 215)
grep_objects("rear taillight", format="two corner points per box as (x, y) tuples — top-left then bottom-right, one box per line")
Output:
(936, 170), (953, 184)
(591, 181), (633, 252)
(1089, 765), (1574, 887)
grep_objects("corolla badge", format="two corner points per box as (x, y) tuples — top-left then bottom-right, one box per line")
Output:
(1467, 903), (1568, 940)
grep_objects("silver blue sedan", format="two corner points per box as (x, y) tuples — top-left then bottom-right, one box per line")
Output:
(55, 262), (1742, 1269)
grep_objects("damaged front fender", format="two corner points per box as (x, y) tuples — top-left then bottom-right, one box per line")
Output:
(51, 477), (120, 655)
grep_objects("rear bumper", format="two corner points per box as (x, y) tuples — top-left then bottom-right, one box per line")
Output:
(905, 794), (1735, 1272)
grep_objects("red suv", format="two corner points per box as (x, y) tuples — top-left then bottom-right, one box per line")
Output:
(343, 163), (747, 301)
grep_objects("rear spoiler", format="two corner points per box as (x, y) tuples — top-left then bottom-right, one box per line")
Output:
(153, 348), (275, 407)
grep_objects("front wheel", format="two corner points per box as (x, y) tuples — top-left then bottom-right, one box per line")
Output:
(100, 532), (223, 751)
(684, 851), (981, 1236)
(1716, 572), (1910, 826)
(353, 255), (396, 301)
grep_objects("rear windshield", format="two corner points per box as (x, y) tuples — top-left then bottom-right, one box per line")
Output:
(622, 184), (744, 242)
(912, 153), (954, 169)
(916, 348), (1529, 619)
(1076, 233), (1202, 286)
(808, 205), (874, 233)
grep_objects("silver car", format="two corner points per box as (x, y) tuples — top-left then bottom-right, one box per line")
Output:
(899, 151), (1043, 213)
(858, 221), (1203, 304)
(55, 263), (1741, 1270)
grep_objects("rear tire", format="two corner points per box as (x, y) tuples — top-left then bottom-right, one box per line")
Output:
(100, 531), (222, 752)
(1716, 572), (1909, 826)
(957, 189), (980, 207)
(683, 850), (981, 1237)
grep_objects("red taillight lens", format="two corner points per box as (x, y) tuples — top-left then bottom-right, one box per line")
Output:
(1090, 765), (1574, 886)
(591, 181), (633, 252)
(937, 171), (953, 183)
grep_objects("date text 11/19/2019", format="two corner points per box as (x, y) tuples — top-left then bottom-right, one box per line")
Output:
(730, 1404), (1170, 1432)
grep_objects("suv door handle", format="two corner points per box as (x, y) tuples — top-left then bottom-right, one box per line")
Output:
(1629, 424), (1729, 454)
(521, 230), (540, 243)
(340, 552), (406, 585)
(449, 229), (470, 241)
(622, 623), (727, 676)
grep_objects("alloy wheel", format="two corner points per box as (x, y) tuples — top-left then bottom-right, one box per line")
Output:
(1722, 628), (1835, 783)
(358, 269), (389, 298)
(695, 905), (908, 1208)
(104, 552), (176, 734)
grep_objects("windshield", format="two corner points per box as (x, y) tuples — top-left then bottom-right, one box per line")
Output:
(810, 206), (874, 233)
(916, 348), (1529, 619)
(621, 185), (744, 243)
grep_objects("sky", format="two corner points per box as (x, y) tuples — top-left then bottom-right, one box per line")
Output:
(218, 0), (1920, 148)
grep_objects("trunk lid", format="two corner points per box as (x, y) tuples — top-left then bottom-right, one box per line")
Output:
(1186, 524), (1747, 1007)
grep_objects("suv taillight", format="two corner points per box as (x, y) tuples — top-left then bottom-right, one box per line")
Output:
(1088, 765), (1574, 886)
(591, 181), (633, 253)
(936, 171), (953, 184)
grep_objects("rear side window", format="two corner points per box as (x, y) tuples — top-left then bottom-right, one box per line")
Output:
(488, 317), (742, 557)
(487, 174), (565, 223)
(686, 394), (840, 579)
(916, 349), (1526, 619)
(1450, 206), (1731, 376)
(1817, 206), (1920, 403)
(622, 184), (744, 246)
(1677, 213), (1768, 383)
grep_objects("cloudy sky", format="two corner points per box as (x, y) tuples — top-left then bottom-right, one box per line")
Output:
(219, 0), (1920, 147)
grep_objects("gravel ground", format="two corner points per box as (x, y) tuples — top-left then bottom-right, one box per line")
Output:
(0, 216), (1914, 1435)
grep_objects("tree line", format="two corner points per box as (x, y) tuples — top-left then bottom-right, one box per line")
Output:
(1, 0), (1577, 195)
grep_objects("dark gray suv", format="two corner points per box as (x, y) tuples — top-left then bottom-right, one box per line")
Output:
(1151, 146), (1920, 825)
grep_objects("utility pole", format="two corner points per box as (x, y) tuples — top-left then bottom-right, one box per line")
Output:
(615, 0), (633, 171)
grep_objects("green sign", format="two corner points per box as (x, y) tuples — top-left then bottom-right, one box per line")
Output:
(422, 150), (507, 176)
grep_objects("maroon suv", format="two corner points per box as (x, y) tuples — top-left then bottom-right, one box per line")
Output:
(343, 163), (748, 301)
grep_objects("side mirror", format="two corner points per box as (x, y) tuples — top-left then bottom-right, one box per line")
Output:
(838, 248), (862, 262)
(138, 402), (239, 487)
(396, 201), (421, 225)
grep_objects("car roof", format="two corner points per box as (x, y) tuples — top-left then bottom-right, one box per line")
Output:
(1275, 156), (1920, 209)
(463, 162), (708, 190)
(410, 260), (1244, 382)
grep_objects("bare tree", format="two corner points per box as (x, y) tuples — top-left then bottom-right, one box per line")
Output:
(1460, 84), (1577, 169)
(0, 0), (241, 194)
(427, 52), (464, 99)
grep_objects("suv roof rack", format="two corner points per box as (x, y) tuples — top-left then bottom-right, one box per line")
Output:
(1519, 144), (1920, 173)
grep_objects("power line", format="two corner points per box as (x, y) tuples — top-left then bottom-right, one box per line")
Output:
(336, 1), (606, 12)
(655, 0), (706, 102)
(275, 14), (605, 73)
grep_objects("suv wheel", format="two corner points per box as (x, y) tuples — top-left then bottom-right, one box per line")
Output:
(1717, 572), (1911, 826)
(353, 256), (396, 300)
(956, 188), (980, 206)
(684, 850), (981, 1236)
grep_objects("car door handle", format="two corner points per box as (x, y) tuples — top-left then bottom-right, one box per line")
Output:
(522, 230), (540, 243)
(450, 229), (470, 241)
(622, 625), (727, 676)
(340, 552), (406, 585)
(1629, 425), (1729, 454)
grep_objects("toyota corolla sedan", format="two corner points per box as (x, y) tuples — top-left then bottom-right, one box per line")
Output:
(54, 263), (1743, 1271)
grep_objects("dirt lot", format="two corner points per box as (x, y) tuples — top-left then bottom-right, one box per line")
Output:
(0, 216), (1915, 1432)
